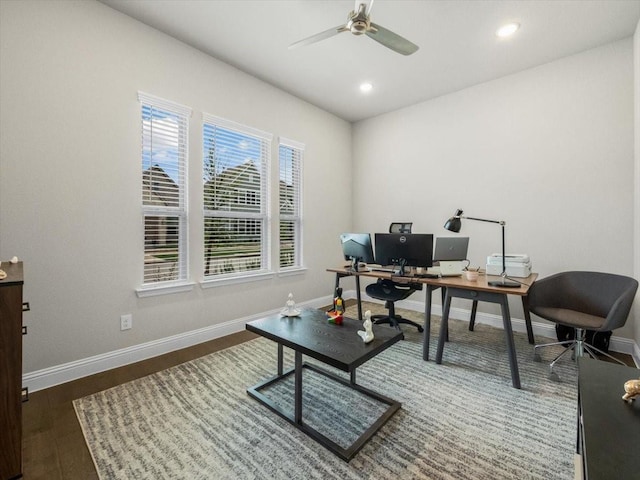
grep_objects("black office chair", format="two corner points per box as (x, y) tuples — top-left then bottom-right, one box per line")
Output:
(389, 222), (412, 233)
(366, 279), (424, 332)
(529, 271), (638, 381)
(366, 222), (424, 332)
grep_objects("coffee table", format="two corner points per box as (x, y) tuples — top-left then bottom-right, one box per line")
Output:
(246, 308), (403, 461)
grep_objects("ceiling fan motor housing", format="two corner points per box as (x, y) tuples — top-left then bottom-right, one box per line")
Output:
(349, 19), (368, 35)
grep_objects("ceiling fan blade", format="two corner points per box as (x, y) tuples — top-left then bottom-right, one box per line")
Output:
(289, 25), (348, 50)
(366, 22), (419, 56)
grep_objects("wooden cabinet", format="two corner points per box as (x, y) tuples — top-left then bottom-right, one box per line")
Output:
(0, 261), (24, 480)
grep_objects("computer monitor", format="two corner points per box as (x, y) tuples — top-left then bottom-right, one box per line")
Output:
(433, 237), (469, 261)
(374, 233), (434, 272)
(340, 233), (375, 271)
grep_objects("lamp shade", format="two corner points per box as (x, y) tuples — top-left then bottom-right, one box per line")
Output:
(444, 209), (463, 232)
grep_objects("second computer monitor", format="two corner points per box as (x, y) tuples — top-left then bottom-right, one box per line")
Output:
(340, 233), (375, 265)
(433, 237), (469, 261)
(374, 233), (434, 268)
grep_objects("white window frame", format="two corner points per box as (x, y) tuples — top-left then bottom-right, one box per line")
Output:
(201, 114), (273, 287)
(278, 138), (305, 275)
(136, 92), (193, 297)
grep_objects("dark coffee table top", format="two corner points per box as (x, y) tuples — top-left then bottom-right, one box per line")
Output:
(246, 308), (404, 372)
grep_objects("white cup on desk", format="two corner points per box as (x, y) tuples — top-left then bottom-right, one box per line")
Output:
(416, 267), (424, 274)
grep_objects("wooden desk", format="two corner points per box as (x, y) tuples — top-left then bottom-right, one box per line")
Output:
(328, 266), (537, 389)
(577, 357), (640, 480)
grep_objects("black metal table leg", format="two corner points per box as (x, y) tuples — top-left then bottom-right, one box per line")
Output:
(469, 300), (478, 331)
(499, 295), (521, 389)
(423, 286), (434, 360)
(435, 292), (452, 364)
(294, 351), (302, 424)
(521, 296), (534, 344)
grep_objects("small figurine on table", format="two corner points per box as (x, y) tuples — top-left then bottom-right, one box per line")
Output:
(280, 292), (300, 317)
(357, 310), (374, 343)
(622, 378), (640, 403)
(327, 287), (345, 325)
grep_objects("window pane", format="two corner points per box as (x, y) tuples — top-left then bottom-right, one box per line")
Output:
(279, 220), (295, 268)
(139, 93), (190, 286)
(144, 215), (180, 283)
(202, 116), (271, 278)
(278, 141), (303, 269)
(204, 216), (263, 276)
(203, 123), (266, 214)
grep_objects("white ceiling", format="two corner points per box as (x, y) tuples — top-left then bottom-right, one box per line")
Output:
(99, 0), (640, 123)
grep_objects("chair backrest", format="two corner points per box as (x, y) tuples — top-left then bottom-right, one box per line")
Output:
(528, 271), (638, 331)
(389, 222), (412, 233)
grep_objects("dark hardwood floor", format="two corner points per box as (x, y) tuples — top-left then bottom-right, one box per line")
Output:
(21, 307), (635, 479)
(22, 330), (259, 479)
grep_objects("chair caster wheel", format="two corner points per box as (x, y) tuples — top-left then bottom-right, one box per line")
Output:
(549, 371), (561, 382)
(417, 326), (424, 333)
(533, 353), (542, 363)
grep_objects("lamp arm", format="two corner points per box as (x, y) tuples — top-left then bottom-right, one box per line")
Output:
(460, 215), (505, 226)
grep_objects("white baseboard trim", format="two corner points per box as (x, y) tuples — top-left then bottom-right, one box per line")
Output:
(23, 290), (638, 393)
(23, 296), (332, 393)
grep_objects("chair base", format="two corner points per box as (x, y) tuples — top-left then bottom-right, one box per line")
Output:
(372, 314), (424, 333)
(371, 301), (423, 333)
(533, 328), (626, 381)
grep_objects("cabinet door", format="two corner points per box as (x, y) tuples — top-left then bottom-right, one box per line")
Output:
(0, 283), (23, 480)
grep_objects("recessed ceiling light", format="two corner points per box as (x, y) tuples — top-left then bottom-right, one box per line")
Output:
(496, 22), (520, 38)
(360, 82), (373, 93)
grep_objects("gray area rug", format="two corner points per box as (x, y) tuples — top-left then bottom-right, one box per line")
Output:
(74, 304), (578, 479)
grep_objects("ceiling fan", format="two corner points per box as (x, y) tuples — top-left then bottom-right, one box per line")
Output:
(289, 0), (419, 56)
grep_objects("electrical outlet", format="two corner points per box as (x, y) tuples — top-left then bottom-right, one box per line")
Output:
(120, 314), (132, 331)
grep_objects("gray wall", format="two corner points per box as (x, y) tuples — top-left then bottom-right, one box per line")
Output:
(0, 0), (352, 373)
(352, 39), (637, 339)
(1, 0), (638, 378)
(634, 19), (640, 353)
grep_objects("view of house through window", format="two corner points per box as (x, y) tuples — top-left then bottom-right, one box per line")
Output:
(139, 93), (190, 285)
(203, 115), (272, 278)
(279, 139), (304, 269)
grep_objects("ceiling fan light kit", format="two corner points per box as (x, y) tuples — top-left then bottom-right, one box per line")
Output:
(289, 0), (419, 56)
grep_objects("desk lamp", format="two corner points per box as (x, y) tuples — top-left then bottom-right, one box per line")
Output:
(443, 209), (520, 288)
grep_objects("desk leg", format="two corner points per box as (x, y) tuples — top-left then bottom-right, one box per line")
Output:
(499, 296), (521, 389)
(294, 350), (302, 424)
(435, 292), (452, 364)
(441, 288), (449, 342)
(469, 300), (478, 331)
(355, 275), (362, 320)
(423, 286), (434, 361)
(521, 296), (535, 344)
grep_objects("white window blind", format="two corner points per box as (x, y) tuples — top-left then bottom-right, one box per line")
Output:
(279, 139), (304, 269)
(139, 92), (190, 286)
(202, 114), (272, 278)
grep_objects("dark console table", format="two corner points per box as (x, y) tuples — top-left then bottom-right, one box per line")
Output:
(577, 357), (640, 480)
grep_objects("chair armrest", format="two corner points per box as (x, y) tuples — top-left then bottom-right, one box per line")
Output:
(600, 281), (639, 331)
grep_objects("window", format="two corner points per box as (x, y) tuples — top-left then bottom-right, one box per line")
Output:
(279, 139), (304, 270)
(202, 114), (272, 279)
(139, 92), (190, 288)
